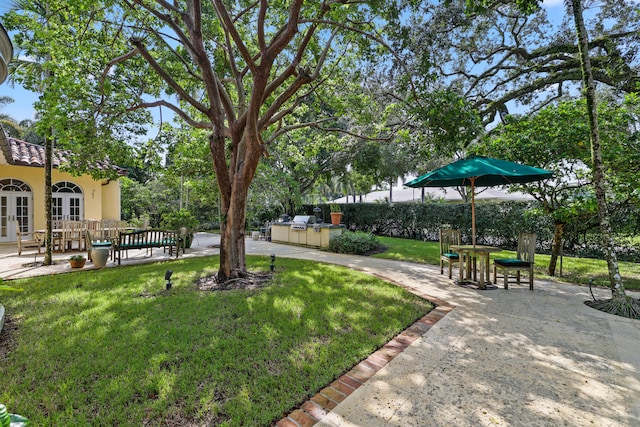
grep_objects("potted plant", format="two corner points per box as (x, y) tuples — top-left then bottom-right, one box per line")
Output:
(69, 254), (86, 269)
(329, 204), (343, 226)
(161, 209), (199, 249)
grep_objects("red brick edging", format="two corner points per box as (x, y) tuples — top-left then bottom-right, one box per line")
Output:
(275, 284), (455, 427)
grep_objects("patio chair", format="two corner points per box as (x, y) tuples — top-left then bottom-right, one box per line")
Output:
(164, 227), (186, 257)
(265, 222), (272, 241)
(84, 229), (93, 261)
(439, 229), (461, 279)
(259, 221), (270, 240)
(15, 221), (43, 255)
(493, 233), (536, 290)
(62, 220), (84, 252)
(45, 220), (64, 252)
(103, 220), (129, 241)
(85, 219), (105, 240)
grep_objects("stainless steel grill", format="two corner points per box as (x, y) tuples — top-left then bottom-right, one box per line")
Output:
(291, 215), (316, 224)
(290, 215), (316, 230)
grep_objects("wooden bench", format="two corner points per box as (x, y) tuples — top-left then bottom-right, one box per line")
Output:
(114, 229), (180, 265)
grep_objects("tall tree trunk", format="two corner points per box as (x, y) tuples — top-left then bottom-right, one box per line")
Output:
(548, 221), (564, 276)
(571, 0), (625, 296)
(42, 37), (54, 265)
(44, 134), (52, 265)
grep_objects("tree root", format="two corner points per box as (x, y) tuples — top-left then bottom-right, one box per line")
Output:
(584, 296), (640, 319)
(195, 271), (273, 291)
(586, 279), (640, 319)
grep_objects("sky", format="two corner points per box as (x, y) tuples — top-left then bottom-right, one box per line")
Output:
(1, 0), (565, 124)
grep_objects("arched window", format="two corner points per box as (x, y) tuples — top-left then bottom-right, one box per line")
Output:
(0, 178), (32, 192)
(52, 182), (82, 194)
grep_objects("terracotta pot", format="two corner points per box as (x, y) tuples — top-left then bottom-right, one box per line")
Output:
(330, 212), (343, 226)
(69, 259), (86, 269)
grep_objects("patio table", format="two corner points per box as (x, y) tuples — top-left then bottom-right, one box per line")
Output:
(33, 228), (66, 250)
(450, 244), (502, 289)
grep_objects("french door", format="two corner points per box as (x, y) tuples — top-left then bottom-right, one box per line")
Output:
(52, 194), (83, 221)
(52, 182), (84, 221)
(0, 178), (33, 243)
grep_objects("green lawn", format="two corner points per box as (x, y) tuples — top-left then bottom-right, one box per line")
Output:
(0, 256), (432, 426)
(374, 236), (640, 290)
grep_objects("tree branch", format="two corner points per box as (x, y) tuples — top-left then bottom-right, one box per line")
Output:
(126, 99), (216, 130)
(129, 37), (210, 116)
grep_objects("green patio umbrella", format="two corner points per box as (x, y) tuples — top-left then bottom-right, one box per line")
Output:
(405, 155), (553, 245)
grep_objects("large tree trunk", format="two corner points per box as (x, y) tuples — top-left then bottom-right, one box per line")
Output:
(571, 0), (625, 297)
(211, 127), (263, 283)
(547, 221), (564, 276)
(217, 192), (248, 284)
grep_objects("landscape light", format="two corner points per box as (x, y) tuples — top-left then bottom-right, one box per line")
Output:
(165, 270), (173, 289)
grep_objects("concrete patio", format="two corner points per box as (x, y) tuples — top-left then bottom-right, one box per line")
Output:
(1, 233), (639, 426)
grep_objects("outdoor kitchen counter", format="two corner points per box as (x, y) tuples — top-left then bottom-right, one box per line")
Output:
(270, 222), (344, 248)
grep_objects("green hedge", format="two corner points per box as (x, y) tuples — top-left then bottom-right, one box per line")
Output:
(306, 201), (549, 245)
(302, 201), (640, 261)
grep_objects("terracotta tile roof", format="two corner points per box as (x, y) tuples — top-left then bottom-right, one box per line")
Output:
(3, 136), (66, 167)
(1, 135), (127, 176)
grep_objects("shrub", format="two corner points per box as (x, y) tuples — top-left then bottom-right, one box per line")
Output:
(198, 221), (220, 231)
(329, 231), (380, 255)
(161, 209), (199, 231)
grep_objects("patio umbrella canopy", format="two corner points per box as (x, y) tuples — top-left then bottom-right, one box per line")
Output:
(405, 155), (553, 245)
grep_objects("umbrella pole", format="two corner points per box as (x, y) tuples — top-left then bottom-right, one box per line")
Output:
(471, 178), (476, 247)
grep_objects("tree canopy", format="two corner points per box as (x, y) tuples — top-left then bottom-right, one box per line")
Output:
(406, 0), (640, 126)
(478, 96), (640, 274)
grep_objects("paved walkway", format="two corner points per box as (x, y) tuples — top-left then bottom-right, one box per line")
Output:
(1, 234), (639, 426)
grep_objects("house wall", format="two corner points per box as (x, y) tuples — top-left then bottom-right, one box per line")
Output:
(0, 164), (121, 230)
(101, 179), (121, 220)
(76, 174), (107, 222)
